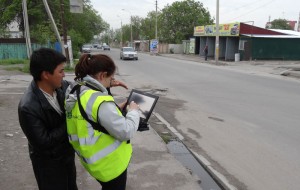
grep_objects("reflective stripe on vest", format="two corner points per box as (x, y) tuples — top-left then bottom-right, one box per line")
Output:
(66, 88), (132, 182)
(68, 91), (107, 146)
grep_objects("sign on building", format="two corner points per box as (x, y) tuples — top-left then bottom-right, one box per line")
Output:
(194, 23), (240, 36)
(70, 0), (83, 13)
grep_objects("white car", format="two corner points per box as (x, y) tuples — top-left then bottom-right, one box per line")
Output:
(82, 44), (93, 53)
(120, 47), (138, 60)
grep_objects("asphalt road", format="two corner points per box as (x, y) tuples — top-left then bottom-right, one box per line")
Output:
(96, 48), (300, 190)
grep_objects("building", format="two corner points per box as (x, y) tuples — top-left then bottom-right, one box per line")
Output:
(7, 21), (22, 38)
(194, 22), (300, 61)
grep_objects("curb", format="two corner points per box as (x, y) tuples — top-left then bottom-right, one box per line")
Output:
(152, 112), (237, 190)
(189, 149), (237, 190)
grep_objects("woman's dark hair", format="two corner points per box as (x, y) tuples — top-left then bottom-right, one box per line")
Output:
(30, 48), (66, 81)
(75, 54), (116, 80)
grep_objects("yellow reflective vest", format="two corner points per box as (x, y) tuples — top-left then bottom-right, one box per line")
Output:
(66, 89), (132, 182)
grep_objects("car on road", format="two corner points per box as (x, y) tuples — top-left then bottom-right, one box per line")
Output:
(103, 45), (110, 50)
(120, 47), (138, 60)
(93, 44), (101, 49)
(82, 44), (93, 53)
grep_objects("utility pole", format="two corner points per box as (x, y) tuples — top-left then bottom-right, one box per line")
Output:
(42, 0), (65, 56)
(155, 0), (158, 40)
(22, 0), (32, 58)
(60, 0), (70, 65)
(120, 20), (123, 47)
(215, 0), (219, 64)
(298, 12), (300, 32)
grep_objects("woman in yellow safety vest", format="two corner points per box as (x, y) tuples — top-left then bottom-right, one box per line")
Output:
(65, 54), (140, 190)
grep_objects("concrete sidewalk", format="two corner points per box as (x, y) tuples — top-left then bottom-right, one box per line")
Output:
(74, 126), (202, 190)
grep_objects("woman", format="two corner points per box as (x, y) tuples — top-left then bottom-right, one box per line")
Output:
(65, 54), (140, 190)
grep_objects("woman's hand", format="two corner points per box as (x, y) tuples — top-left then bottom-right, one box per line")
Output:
(110, 79), (128, 89)
(118, 101), (127, 110)
(118, 101), (139, 111)
(128, 101), (139, 111)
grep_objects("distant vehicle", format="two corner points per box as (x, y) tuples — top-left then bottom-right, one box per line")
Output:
(93, 44), (100, 48)
(120, 47), (138, 60)
(103, 45), (110, 51)
(82, 44), (93, 53)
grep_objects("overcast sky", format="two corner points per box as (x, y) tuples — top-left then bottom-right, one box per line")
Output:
(90, 0), (299, 30)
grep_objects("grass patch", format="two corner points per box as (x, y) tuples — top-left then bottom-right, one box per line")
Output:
(4, 66), (24, 72)
(160, 133), (174, 143)
(2, 61), (30, 73)
(0, 59), (76, 73)
(0, 59), (28, 65)
(22, 62), (30, 73)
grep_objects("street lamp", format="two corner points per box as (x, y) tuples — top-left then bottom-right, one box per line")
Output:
(122, 9), (133, 47)
(117, 15), (123, 48)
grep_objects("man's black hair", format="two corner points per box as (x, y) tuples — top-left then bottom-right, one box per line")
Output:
(30, 48), (66, 81)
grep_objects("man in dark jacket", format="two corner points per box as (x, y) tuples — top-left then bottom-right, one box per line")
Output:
(18, 48), (77, 190)
(203, 45), (208, 61)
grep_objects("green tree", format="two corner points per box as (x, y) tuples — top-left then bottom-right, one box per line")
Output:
(159, 0), (213, 43)
(121, 24), (131, 44)
(131, 15), (143, 40)
(140, 11), (158, 40)
(0, 0), (108, 57)
(269, 19), (292, 30)
(0, 24), (10, 37)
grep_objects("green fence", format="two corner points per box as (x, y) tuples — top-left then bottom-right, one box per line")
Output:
(252, 38), (300, 60)
(0, 43), (54, 59)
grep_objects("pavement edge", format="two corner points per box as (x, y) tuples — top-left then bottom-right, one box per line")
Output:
(152, 112), (237, 190)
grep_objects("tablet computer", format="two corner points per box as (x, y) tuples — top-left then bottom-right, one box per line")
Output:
(123, 89), (159, 123)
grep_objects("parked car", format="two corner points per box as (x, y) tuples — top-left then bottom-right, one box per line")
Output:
(103, 45), (110, 50)
(93, 44), (100, 48)
(82, 44), (93, 53)
(120, 47), (138, 60)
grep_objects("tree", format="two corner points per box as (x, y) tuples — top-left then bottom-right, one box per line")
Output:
(159, 0), (214, 43)
(0, 0), (108, 57)
(269, 19), (292, 30)
(0, 22), (10, 38)
(120, 24), (131, 44)
(140, 11), (158, 40)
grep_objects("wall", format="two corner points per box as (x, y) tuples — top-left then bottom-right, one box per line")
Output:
(225, 37), (239, 60)
(219, 38), (227, 59)
(199, 37), (207, 56)
(0, 38), (54, 59)
(168, 44), (183, 54)
(252, 38), (300, 60)
(158, 43), (169, 54)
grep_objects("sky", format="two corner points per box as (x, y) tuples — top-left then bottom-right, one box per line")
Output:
(90, 0), (299, 30)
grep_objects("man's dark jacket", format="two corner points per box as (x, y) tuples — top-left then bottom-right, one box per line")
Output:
(18, 80), (74, 159)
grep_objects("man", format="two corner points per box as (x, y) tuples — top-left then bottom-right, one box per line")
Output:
(203, 45), (208, 61)
(18, 48), (77, 190)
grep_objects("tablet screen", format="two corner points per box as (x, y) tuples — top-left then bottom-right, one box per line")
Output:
(125, 90), (159, 121)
